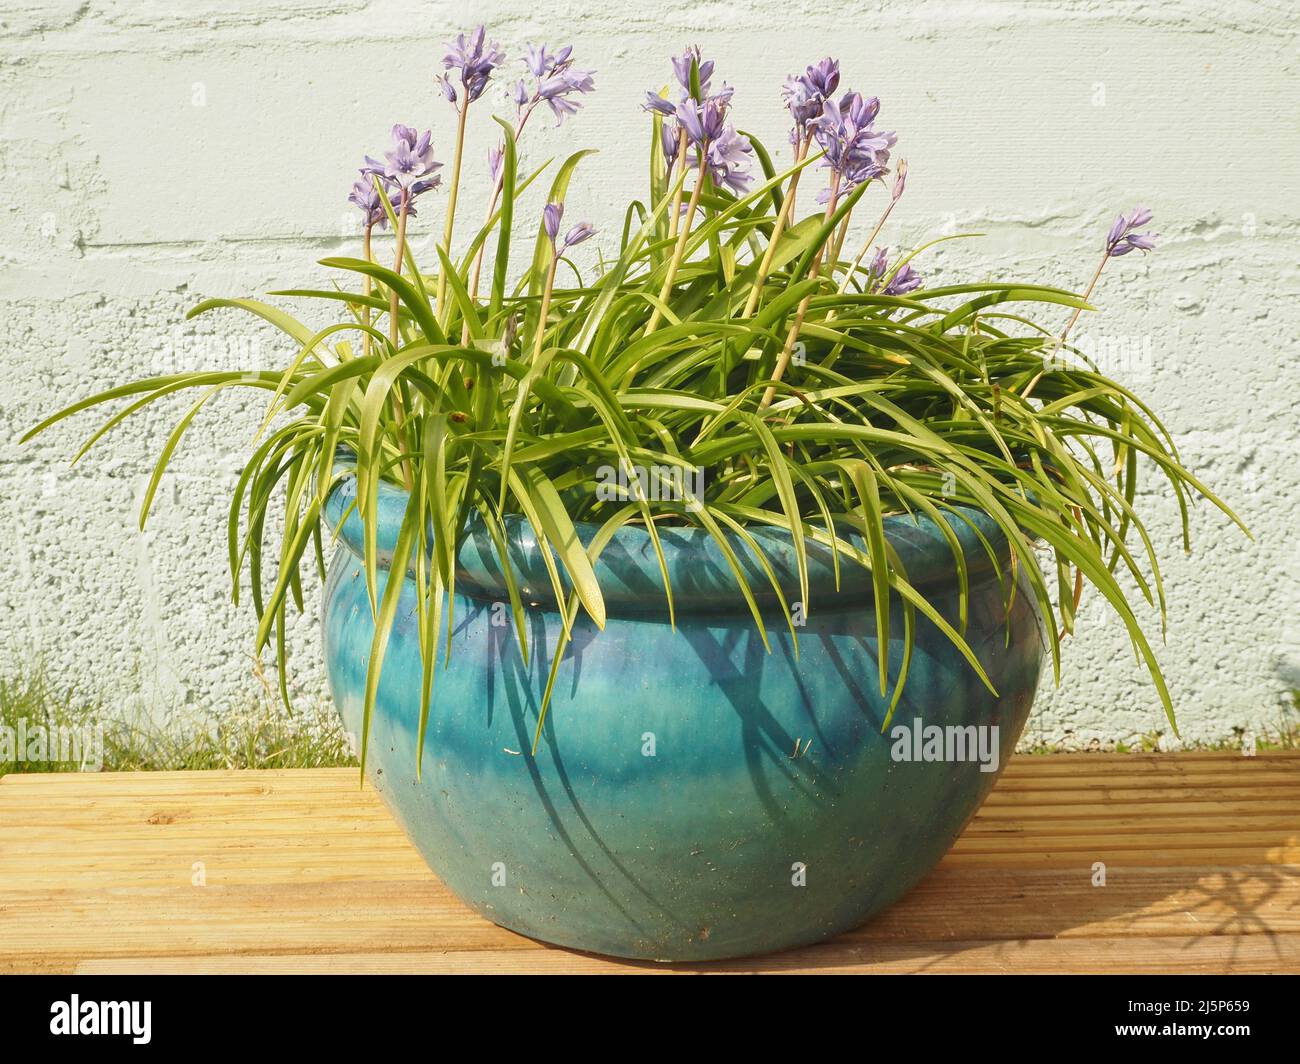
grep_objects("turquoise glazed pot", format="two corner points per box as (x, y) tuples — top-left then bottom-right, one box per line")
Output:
(323, 469), (1044, 961)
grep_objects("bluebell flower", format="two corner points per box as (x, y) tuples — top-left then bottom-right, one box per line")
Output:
(439, 25), (505, 105)
(672, 96), (753, 193)
(347, 174), (390, 228)
(813, 92), (896, 198)
(1106, 206), (1156, 257)
(515, 41), (595, 125)
(360, 125), (441, 209)
(783, 57), (840, 138)
(867, 247), (922, 295)
(543, 202), (564, 242)
(672, 46), (715, 100)
(643, 50), (752, 193)
(542, 201), (595, 253)
(883, 262), (922, 295)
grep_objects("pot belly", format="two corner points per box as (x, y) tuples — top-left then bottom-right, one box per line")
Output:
(323, 548), (1044, 961)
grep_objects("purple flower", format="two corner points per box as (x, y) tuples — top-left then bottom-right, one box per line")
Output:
(488, 143), (504, 184)
(514, 42), (595, 125)
(1106, 206), (1157, 257)
(803, 57), (841, 99)
(813, 92), (896, 197)
(537, 68), (594, 123)
(883, 262), (922, 295)
(701, 124), (755, 194)
(561, 221), (596, 251)
(659, 121), (682, 173)
(525, 43), (570, 79)
(542, 202), (596, 253)
(348, 174), (389, 229)
(645, 51), (750, 193)
(644, 91), (677, 117)
(361, 125), (442, 208)
(672, 46), (715, 100)
(670, 97), (753, 193)
(386, 137), (439, 189)
(543, 202), (564, 242)
(440, 25), (505, 105)
(867, 246), (889, 287)
(644, 47), (731, 114)
(892, 158), (908, 201)
(348, 171), (430, 228)
(783, 57), (840, 136)
(675, 98), (727, 148)
(867, 247), (923, 295)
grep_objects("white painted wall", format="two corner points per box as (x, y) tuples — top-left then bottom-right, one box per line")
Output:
(2, 1), (1296, 747)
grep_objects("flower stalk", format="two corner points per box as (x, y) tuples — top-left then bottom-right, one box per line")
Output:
(646, 164), (706, 335)
(437, 100), (470, 324)
(741, 132), (814, 319)
(758, 87), (895, 408)
(759, 172), (841, 409)
(838, 189), (902, 296)
(462, 43), (595, 342)
(362, 220), (374, 359)
(536, 201), (596, 361)
(666, 127), (690, 240)
(1021, 206), (1157, 400)
(356, 122), (443, 490)
(388, 194), (415, 489)
(435, 25), (510, 326)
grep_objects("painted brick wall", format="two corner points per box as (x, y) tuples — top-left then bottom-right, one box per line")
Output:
(2, 1), (1296, 746)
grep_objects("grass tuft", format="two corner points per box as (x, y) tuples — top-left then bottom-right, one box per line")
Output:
(0, 667), (356, 777)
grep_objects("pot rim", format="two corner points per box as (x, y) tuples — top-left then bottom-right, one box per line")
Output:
(323, 459), (1015, 617)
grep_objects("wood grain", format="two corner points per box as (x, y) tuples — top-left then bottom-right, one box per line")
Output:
(2, 752), (1297, 974)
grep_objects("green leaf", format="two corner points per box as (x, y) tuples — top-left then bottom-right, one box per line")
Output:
(528, 150), (597, 297)
(187, 298), (317, 347)
(319, 257), (446, 345)
(359, 477), (422, 773)
(490, 116), (518, 319)
(837, 460), (893, 697)
(511, 464), (606, 630)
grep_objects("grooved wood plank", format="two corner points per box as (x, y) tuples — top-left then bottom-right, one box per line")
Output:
(1, 753), (1297, 974)
(75, 933), (1300, 975)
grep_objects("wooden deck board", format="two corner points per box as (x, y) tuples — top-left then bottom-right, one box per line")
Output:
(1, 752), (1297, 974)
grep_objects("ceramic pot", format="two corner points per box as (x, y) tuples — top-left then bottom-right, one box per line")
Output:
(323, 468), (1044, 961)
